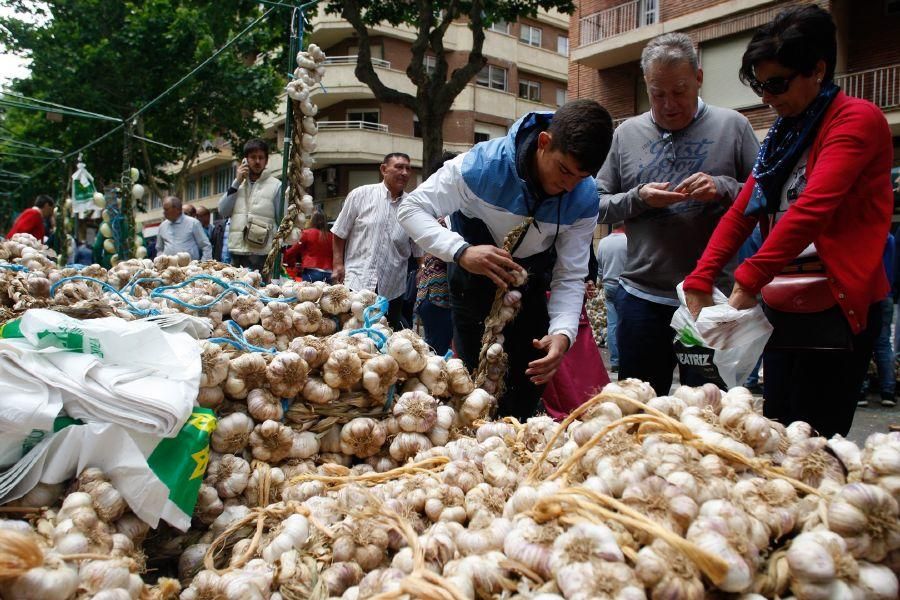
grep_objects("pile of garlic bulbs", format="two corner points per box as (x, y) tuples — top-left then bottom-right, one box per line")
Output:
(585, 283), (607, 350)
(4, 378), (899, 600)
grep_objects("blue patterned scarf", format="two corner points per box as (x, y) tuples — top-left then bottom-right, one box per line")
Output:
(744, 82), (840, 216)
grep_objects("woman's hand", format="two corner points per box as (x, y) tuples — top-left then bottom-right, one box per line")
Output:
(728, 282), (758, 310)
(684, 289), (714, 319)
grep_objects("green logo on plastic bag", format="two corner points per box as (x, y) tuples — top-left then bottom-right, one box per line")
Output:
(146, 408), (217, 517)
(677, 326), (705, 348)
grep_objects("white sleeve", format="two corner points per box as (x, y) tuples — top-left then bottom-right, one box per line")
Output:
(331, 189), (358, 239)
(398, 155), (471, 263)
(547, 215), (594, 346)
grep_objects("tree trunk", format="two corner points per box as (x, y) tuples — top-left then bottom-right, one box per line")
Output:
(420, 111), (446, 177)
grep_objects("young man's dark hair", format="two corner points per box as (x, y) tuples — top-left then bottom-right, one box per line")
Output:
(243, 138), (270, 157)
(382, 152), (411, 165)
(547, 99), (614, 175)
(34, 194), (55, 208)
(739, 5), (837, 86)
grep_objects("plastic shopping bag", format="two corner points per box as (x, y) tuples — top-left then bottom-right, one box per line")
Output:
(670, 282), (773, 389)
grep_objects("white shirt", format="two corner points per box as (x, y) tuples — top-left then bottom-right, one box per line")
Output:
(332, 182), (420, 300)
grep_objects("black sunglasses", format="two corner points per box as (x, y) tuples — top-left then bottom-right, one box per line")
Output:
(749, 72), (800, 96)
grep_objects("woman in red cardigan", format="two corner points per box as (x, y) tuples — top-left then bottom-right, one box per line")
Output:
(683, 5), (893, 437)
(283, 211), (334, 282)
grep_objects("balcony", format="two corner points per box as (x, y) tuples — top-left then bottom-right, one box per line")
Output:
(836, 64), (900, 112)
(579, 0), (657, 47)
(309, 60), (414, 110)
(318, 120), (389, 133)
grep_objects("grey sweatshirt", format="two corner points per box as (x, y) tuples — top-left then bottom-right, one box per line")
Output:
(597, 104), (759, 303)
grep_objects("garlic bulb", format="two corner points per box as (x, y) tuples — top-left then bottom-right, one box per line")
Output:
(194, 486), (224, 525)
(7, 557), (79, 600)
(246, 388), (283, 422)
(197, 385), (225, 410)
(446, 358), (475, 395)
(323, 348), (363, 390)
(732, 478), (798, 540)
(389, 432), (433, 462)
(333, 518), (390, 571)
(231, 296), (263, 327)
(301, 376), (340, 405)
(826, 482), (900, 562)
(199, 341), (229, 387)
(320, 284), (352, 315)
(419, 356), (450, 397)
(244, 324), (276, 349)
(211, 412), (255, 454)
(361, 354), (400, 398)
(322, 562), (364, 597)
(249, 420), (295, 463)
(503, 517), (560, 580)
(83, 479), (128, 522)
(224, 353), (268, 399)
(205, 454), (251, 498)
(603, 378), (656, 415)
(261, 513), (310, 563)
(393, 391), (439, 433)
(456, 389), (496, 427)
(340, 418), (387, 458)
(260, 301), (294, 334)
(635, 539), (704, 599)
(387, 330), (429, 374)
(782, 437), (846, 488)
(292, 301), (322, 334)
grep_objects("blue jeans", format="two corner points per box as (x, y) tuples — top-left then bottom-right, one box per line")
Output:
(874, 299), (895, 397)
(301, 268), (331, 283)
(603, 283), (620, 367)
(416, 298), (453, 356)
(746, 356), (762, 387)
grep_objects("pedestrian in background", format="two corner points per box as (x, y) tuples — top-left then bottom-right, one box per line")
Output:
(596, 223), (626, 372)
(7, 195), (55, 241)
(157, 196), (212, 261)
(283, 211), (333, 283)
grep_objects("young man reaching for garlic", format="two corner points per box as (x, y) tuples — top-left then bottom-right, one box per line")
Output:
(398, 100), (614, 420)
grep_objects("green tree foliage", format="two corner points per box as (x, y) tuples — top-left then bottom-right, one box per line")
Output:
(329, 0), (575, 176)
(0, 0), (286, 217)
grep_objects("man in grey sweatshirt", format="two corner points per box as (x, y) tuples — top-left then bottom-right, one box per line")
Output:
(597, 32), (759, 396)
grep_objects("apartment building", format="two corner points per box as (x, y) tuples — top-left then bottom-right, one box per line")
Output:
(137, 9), (571, 233)
(569, 0), (900, 160)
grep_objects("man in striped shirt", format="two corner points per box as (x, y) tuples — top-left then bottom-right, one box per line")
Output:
(332, 153), (421, 330)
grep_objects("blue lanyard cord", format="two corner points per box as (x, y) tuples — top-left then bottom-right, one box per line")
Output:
(229, 280), (299, 304)
(48, 275), (158, 317)
(209, 320), (277, 354)
(347, 326), (388, 350)
(0, 263), (29, 272)
(123, 276), (165, 296)
(363, 296), (389, 328)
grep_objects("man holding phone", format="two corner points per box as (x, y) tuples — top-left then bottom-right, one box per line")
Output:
(596, 33), (758, 396)
(218, 138), (282, 270)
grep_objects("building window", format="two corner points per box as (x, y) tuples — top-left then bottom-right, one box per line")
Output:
(476, 65), (507, 91)
(556, 88), (567, 107)
(150, 193), (162, 211)
(186, 177), (197, 201)
(519, 24), (542, 47)
(641, 0), (659, 26)
(348, 45), (384, 60)
(490, 20), (510, 34)
(424, 55), (436, 75)
(215, 166), (230, 194)
(557, 35), (569, 56)
(347, 109), (380, 124)
(518, 79), (541, 102)
(200, 174), (211, 198)
(474, 132), (490, 144)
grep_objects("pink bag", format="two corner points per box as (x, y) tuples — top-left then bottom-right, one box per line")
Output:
(542, 305), (610, 420)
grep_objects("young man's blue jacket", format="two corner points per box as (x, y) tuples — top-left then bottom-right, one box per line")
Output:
(398, 111), (599, 345)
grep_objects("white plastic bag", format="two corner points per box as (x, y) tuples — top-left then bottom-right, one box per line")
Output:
(671, 282), (773, 389)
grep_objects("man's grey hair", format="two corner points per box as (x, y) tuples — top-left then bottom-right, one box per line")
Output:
(641, 33), (699, 73)
(163, 196), (182, 210)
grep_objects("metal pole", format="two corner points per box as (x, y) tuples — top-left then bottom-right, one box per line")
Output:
(120, 122), (135, 261)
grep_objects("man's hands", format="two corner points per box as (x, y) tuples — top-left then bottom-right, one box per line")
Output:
(332, 263), (345, 283)
(526, 334), (570, 385)
(639, 172), (719, 208)
(673, 172), (719, 201)
(728, 282), (757, 311)
(458, 245), (526, 291)
(685, 289), (714, 319)
(236, 160), (249, 184)
(685, 283), (757, 319)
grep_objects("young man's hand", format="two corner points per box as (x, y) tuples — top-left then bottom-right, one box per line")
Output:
(458, 245), (525, 290)
(673, 172), (719, 201)
(236, 161), (250, 184)
(526, 333), (570, 385)
(332, 264), (345, 283)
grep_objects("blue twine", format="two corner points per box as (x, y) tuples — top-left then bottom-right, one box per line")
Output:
(210, 320), (277, 354)
(0, 263), (29, 272)
(49, 275), (158, 317)
(347, 326), (388, 350)
(383, 384), (396, 411)
(363, 296), (389, 328)
(443, 349), (454, 361)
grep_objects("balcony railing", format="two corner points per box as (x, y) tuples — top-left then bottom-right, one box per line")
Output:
(317, 121), (390, 133)
(579, 0), (658, 47)
(323, 55), (391, 69)
(835, 64), (900, 111)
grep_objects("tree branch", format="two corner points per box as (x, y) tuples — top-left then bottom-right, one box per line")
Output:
(437, 0), (486, 113)
(406, 0), (432, 89)
(342, 0), (417, 111)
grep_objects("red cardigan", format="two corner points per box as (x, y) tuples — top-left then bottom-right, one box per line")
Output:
(284, 228), (333, 271)
(7, 208), (45, 240)
(684, 92), (893, 333)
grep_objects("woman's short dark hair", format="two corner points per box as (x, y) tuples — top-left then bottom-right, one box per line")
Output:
(310, 210), (327, 232)
(739, 5), (837, 86)
(34, 194), (55, 209)
(547, 99), (614, 175)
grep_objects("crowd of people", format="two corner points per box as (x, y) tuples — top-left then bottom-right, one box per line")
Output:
(7, 5), (896, 437)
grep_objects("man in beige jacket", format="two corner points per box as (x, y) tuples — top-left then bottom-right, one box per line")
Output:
(218, 138), (282, 270)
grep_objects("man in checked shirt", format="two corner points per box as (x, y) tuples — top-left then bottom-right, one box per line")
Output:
(332, 152), (422, 330)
